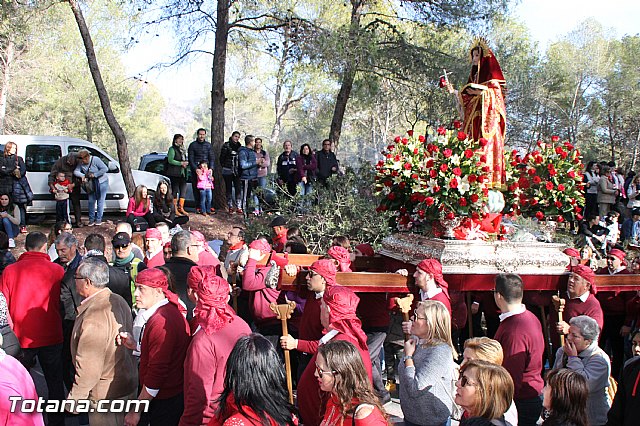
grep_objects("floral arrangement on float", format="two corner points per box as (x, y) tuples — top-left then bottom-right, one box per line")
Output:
(504, 136), (585, 224)
(374, 122), (491, 234)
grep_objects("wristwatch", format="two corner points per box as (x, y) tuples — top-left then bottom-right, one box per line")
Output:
(403, 355), (413, 362)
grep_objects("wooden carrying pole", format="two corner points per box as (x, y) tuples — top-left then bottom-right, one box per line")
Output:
(270, 301), (297, 404)
(394, 294), (414, 341)
(551, 295), (566, 346)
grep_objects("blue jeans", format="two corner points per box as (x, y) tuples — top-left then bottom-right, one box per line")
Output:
(88, 179), (108, 223)
(2, 218), (19, 238)
(200, 189), (212, 212)
(253, 176), (267, 211)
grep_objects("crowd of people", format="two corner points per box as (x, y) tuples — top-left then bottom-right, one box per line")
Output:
(0, 211), (639, 426)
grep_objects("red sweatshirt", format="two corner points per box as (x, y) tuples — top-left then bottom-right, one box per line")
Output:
(1, 251), (64, 348)
(550, 293), (604, 348)
(242, 258), (281, 328)
(596, 268), (632, 316)
(139, 303), (191, 400)
(298, 294), (324, 342)
(494, 309), (545, 399)
(180, 315), (252, 426)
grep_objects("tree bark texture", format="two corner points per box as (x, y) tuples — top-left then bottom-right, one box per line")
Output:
(0, 40), (15, 134)
(68, 0), (135, 196)
(210, 0), (229, 208)
(328, 0), (364, 147)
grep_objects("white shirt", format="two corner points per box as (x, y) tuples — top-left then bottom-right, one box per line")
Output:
(498, 304), (527, 322)
(567, 291), (589, 303)
(319, 329), (339, 345)
(419, 287), (442, 301)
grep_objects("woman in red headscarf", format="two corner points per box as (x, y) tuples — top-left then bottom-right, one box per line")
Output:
(297, 286), (372, 426)
(116, 268), (191, 426)
(181, 266), (252, 426)
(447, 39), (506, 188)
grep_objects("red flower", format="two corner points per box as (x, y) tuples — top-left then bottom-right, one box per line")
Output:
(478, 138), (488, 147)
(440, 164), (449, 172)
(398, 182), (406, 189)
(411, 173), (418, 180)
(426, 159), (435, 168)
(545, 181), (554, 190)
(376, 205), (387, 212)
(549, 168), (557, 177)
(468, 174), (477, 183)
(464, 149), (474, 159)
(535, 211), (544, 220)
(443, 148), (453, 158)
(387, 192), (396, 200)
(430, 169), (437, 178)
(449, 178), (459, 188)
(418, 135), (425, 142)
(535, 156), (543, 164)
(413, 148), (419, 155)
(559, 152), (568, 159)
(532, 176), (542, 184)
(557, 216), (565, 223)
(530, 198), (539, 206)
(407, 130), (414, 137)
(482, 166), (490, 173)
(400, 207), (407, 213)
(564, 142), (574, 150)
(555, 147), (563, 155)
(453, 167), (462, 176)
(471, 212), (480, 220)
(557, 184), (565, 191)
(387, 145), (394, 151)
(518, 177), (530, 189)
(551, 135), (560, 142)
(427, 144), (437, 153)
(453, 120), (462, 129)
(554, 200), (562, 208)
(394, 155), (400, 162)
(384, 180), (392, 187)
(437, 126), (446, 135)
(418, 209), (425, 218)
(459, 197), (468, 206)
(568, 171), (576, 178)
(433, 186), (441, 193)
(470, 194), (479, 203)
(385, 154), (392, 159)
(477, 175), (485, 184)
(401, 138), (408, 145)
(508, 183), (518, 192)
(482, 188), (489, 196)
(425, 197), (435, 206)
(480, 155), (487, 163)
(527, 168), (536, 175)
(457, 131), (467, 141)
(439, 77), (447, 88)
(394, 136), (401, 143)
(391, 170), (398, 177)
(445, 212), (455, 220)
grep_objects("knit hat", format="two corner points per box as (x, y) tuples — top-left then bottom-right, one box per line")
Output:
(135, 268), (186, 314)
(571, 265), (596, 294)
(327, 246), (352, 272)
(310, 259), (337, 287)
(187, 266), (235, 335)
(323, 285), (367, 350)
(145, 228), (162, 240)
(355, 243), (374, 257)
(417, 258), (450, 299)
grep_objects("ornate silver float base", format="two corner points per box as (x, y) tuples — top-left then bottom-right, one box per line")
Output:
(380, 233), (569, 275)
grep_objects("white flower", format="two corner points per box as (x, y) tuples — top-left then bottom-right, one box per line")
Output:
(427, 179), (439, 193)
(458, 176), (470, 194)
(411, 182), (422, 192)
(438, 135), (447, 146)
(450, 154), (461, 166)
(393, 175), (403, 184)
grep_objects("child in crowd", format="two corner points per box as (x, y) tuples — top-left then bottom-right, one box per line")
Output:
(52, 171), (73, 223)
(602, 211), (620, 251)
(196, 160), (214, 216)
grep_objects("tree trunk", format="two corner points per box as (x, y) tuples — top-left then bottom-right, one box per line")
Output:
(0, 40), (15, 134)
(328, 0), (364, 147)
(68, 0), (135, 195)
(210, 0), (229, 209)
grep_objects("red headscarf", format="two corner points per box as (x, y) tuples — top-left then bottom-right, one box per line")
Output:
(609, 248), (627, 266)
(249, 239), (271, 254)
(355, 243), (374, 257)
(469, 42), (505, 85)
(191, 230), (206, 244)
(145, 228), (162, 240)
(417, 258), (450, 299)
(135, 267), (186, 314)
(571, 265), (597, 294)
(310, 259), (337, 287)
(327, 246), (352, 272)
(187, 266), (235, 335)
(323, 285), (367, 351)
(563, 248), (580, 259)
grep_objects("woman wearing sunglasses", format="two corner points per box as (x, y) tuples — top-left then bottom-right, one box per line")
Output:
(400, 300), (458, 426)
(454, 360), (514, 426)
(316, 340), (387, 426)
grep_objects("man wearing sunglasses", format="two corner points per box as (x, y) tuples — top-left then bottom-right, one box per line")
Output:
(596, 248), (632, 381)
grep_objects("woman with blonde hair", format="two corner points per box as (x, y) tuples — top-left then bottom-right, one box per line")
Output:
(317, 340), (387, 426)
(462, 337), (503, 366)
(400, 300), (458, 426)
(455, 360), (514, 426)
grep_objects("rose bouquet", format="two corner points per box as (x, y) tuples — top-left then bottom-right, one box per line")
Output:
(504, 136), (585, 223)
(374, 124), (491, 231)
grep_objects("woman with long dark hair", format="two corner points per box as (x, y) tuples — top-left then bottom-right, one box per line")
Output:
(2, 142), (31, 234)
(166, 134), (189, 215)
(296, 143), (317, 198)
(541, 368), (589, 426)
(317, 340), (387, 426)
(213, 333), (296, 426)
(0, 193), (20, 248)
(152, 180), (189, 228)
(584, 161), (600, 218)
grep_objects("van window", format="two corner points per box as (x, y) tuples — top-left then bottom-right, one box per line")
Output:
(144, 159), (167, 175)
(68, 145), (111, 167)
(25, 145), (62, 172)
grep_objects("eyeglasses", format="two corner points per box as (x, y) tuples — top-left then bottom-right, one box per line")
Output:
(315, 363), (336, 376)
(307, 271), (319, 278)
(458, 374), (478, 387)
(606, 257), (617, 261)
(411, 309), (426, 321)
(113, 244), (129, 249)
(74, 275), (87, 281)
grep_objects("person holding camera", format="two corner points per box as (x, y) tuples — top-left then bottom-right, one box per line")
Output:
(74, 149), (108, 226)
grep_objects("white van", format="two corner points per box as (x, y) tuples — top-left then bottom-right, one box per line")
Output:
(0, 135), (165, 214)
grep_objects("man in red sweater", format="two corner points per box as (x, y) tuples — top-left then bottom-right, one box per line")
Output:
(1, 231), (65, 426)
(180, 266), (251, 426)
(493, 273), (545, 426)
(144, 227), (165, 268)
(117, 268), (190, 426)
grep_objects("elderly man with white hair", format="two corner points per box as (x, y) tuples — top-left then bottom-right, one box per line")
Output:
(552, 315), (611, 426)
(68, 257), (137, 425)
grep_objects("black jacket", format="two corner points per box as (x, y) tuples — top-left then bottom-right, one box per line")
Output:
(219, 139), (242, 175)
(58, 252), (84, 321)
(0, 155), (17, 195)
(276, 151), (298, 184)
(89, 254), (133, 308)
(188, 139), (215, 172)
(607, 357), (640, 426)
(316, 150), (338, 180)
(164, 256), (198, 319)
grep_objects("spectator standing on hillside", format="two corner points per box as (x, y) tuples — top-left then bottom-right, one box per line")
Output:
(1, 232), (65, 426)
(276, 140), (298, 196)
(166, 134), (190, 215)
(316, 139), (339, 186)
(74, 149), (108, 226)
(238, 135), (258, 216)
(188, 128), (215, 214)
(253, 137), (270, 215)
(296, 144), (317, 204)
(220, 131), (243, 214)
(3, 141), (32, 234)
(49, 153), (82, 227)
(583, 161), (601, 218)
